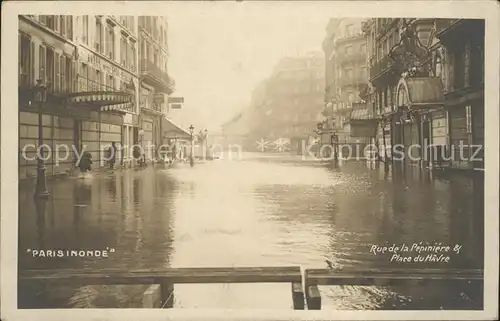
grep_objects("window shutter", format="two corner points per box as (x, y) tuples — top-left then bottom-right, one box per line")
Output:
(30, 41), (35, 85)
(39, 45), (45, 83)
(60, 55), (65, 92)
(55, 52), (60, 92)
(72, 60), (77, 92)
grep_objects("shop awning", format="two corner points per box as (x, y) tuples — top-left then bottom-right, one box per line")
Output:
(397, 77), (444, 110)
(162, 118), (191, 139)
(349, 103), (378, 138)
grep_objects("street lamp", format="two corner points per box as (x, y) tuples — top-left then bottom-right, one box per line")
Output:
(189, 125), (194, 166)
(204, 129), (208, 159)
(34, 79), (50, 199)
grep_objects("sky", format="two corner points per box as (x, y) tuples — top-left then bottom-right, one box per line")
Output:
(164, 2), (334, 134)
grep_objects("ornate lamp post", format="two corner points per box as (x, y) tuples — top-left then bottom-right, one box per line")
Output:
(204, 129), (208, 159)
(33, 80), (50, 199)
(189, 125), (194, 166)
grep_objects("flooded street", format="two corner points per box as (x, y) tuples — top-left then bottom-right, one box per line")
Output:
(18, 153), (483, 310)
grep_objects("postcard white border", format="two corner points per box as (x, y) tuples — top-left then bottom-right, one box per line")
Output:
(2, 1), (499, 321)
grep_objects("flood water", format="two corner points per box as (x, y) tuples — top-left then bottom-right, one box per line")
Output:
(18, 153), (484, 310)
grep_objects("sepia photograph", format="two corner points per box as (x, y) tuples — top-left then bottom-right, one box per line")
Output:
(1, 1), (499, 321)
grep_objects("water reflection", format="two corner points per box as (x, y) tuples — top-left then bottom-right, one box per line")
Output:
(18, 155), (483, 309)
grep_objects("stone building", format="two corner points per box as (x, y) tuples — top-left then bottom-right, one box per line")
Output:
(363, 18), (484, 170)
(322, 18), (371, 158)
(18, 15), (140, 180)
(138, 16), (178, 163)
(245, 53), (325, 153)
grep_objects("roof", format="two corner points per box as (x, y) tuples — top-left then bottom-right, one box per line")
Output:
(162, 118), (191, 139)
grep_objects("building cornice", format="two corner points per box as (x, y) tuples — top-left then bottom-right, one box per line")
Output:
(19, 15), (77, 48)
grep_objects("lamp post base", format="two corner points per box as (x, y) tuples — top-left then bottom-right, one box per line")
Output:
(34, 166), (50, 199)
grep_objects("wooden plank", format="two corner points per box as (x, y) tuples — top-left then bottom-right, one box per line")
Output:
(305, 269), (483, 286)
(142, 284), (161, 308)
(19, 266), (302, 285)
(291, 282), (304, 310)
(306, 285), (321, 310)
(160, 282), (174, 308)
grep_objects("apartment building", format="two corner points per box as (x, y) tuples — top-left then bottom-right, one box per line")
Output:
(138, 16), (177, 162)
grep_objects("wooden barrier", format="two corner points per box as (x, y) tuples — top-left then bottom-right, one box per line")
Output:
(304, 268), (483, 310)
(19, 266), (304, 309)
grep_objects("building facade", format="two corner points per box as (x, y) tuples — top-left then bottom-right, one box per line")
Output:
(18, 15), (183, 180)
(138, 16), (177, 163)
(363, 18), (484, 170)
(19, 15), (140, 180)
(322, 18), (371, 158)
(245, 53), (325, 153)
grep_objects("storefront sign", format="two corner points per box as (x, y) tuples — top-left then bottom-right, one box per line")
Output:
(87, 52), (133, 83)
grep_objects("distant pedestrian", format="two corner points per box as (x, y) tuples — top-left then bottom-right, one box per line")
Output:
(108, 142), (117, 169)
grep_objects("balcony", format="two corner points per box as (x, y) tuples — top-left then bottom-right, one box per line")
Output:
(140, 59), (175, 94)
(369, 55), (398, 82)
(335, 31), (364, 45)
(337, 75), (366, 88)
(336, 51), (366, 65)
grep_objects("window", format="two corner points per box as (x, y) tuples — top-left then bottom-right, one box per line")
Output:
(121, 36), (127, 66)
(67, 16), (73, 39)
(95, 19), (103, 53)
(96, 70), (101, 90)
(345, 46), (353, 55)
(39, 15), (47, 25)
(19, 33), (32, 86)
(54, 52), (60, 92)
(131, 42), (136, 71)
(107, 74), (114, 90)
(360, 43), (366, 53)
(107, 25), (115, 59)
(360, 67), (367, 79)
(46, 48), (54, 91)
(81, 63), (88, 91)
(435, 54), (442, 78)
(345, 68), (353, 79)
(345, 24), (354, 37)
(39, 45), (46, 83)
(46, 15), (55, 30)
(64, 56), (71, 92)
(82, 16), (89, 45)
(59, 16), (65, 35)
(465, 105), (472, 134)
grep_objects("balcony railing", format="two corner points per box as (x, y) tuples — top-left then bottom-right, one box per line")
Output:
(336, 51), (367, 64)
(338, 76), (366, 88)
(369, 55), (397, 80)
(140, 59), (175, 93)
(435, 19), (461, 36)
(77, 78), (120, 93)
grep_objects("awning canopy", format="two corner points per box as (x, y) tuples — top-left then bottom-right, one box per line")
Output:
(396, 76), (444, 110)
(162, 118), (191, 139)
(66, 91), (133, 108)
(348, 103), (378, 138)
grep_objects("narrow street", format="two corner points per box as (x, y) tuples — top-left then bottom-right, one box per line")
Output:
(18, 155), (483, 310)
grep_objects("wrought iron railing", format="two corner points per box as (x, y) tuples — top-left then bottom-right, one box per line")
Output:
(77, 77), (119, 93)
(140, 59), (175, 91)
(338, 75), (366, 87)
